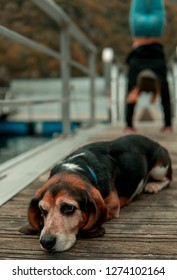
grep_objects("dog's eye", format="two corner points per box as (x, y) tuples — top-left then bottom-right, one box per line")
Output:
(39, 205), (48, 217)
(60, 203), (76, 215)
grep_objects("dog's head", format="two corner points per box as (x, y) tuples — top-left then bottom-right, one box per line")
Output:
(19, 173), (107, 252)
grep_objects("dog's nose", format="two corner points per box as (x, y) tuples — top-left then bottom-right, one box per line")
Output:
(40, 235), (56, 250)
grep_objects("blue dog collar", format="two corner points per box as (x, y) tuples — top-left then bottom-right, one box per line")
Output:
(86, 165), (98, 185)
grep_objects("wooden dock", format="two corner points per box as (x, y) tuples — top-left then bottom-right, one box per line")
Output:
(0, 122), (177, 260)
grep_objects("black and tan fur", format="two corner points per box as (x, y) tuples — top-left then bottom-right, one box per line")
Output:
(20, 134), (172, 252)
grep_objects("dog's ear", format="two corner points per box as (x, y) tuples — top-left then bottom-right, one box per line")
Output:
(19, 197), (43, 235)
(79, 188), (107, 238)
(28, 197), (44, 230)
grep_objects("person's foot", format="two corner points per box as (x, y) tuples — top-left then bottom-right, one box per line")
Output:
(160, 126), (173, 134)
(124, 127), (137, 134)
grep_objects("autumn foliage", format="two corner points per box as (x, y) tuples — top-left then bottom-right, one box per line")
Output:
(0, 0), (177, 78)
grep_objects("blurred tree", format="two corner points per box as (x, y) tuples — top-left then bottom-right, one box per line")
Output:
(0, 0), (176, 78)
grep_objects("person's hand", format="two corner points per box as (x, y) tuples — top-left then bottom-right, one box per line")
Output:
(126, 87), (140, 103)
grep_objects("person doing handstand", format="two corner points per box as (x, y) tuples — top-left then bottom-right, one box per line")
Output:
(125, 0), (172, 133)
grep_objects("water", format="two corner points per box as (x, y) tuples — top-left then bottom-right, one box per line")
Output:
(0, 136), (50, 164)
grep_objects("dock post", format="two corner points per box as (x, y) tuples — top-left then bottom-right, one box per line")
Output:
(172, 60), (177, 118)
(60, 26), (70, 135)
(88, 51), (96, 125)
(110, 61), (119, 124)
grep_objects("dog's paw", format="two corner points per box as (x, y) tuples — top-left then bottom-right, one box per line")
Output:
(144, 182), (162, 193)
(78, 227), (105, 239)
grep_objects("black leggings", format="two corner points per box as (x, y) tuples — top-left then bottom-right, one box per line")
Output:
(125, 43), (172, 128)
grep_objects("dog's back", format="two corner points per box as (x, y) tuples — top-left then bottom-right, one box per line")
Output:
(51, 134), (172, 202)
(110, 134), (172, 200)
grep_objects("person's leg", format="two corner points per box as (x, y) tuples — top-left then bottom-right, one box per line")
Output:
(125, 102), (136, 130)
(160, 81), (172, 130)
(125, 51), (140, 132)
(149, 44), (173, 131)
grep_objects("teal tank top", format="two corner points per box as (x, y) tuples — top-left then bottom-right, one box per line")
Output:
(129, 0), (166, 37)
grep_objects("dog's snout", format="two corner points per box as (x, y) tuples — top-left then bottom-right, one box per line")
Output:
(40, 235), (56, 251)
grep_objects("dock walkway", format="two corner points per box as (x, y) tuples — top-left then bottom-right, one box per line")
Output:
(0, 122), (177, 259)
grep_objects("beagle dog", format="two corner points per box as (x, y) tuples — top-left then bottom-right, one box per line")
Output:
(20, 134), (172, 252)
